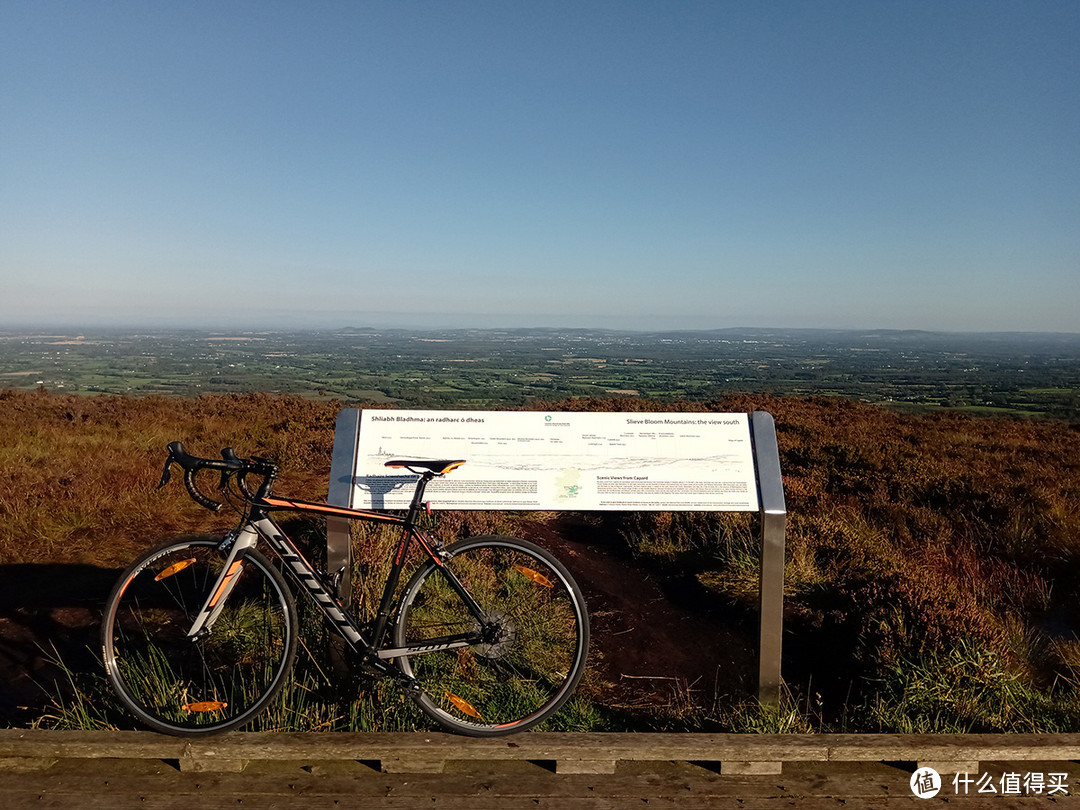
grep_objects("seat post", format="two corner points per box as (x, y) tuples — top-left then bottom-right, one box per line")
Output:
(405, 470), (436, 523)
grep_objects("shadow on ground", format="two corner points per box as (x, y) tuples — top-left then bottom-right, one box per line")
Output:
(0, 562), (118, 726)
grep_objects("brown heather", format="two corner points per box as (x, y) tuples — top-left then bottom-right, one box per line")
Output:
(0, 389), (343, 566)
(3, 388), (1080, 732)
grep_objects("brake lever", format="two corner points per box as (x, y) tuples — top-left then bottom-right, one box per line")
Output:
(157, 451), (175, 489)
(218, 447), (239, 492)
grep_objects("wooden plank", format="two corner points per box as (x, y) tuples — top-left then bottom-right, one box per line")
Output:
(0, 729), (186, 760)
(0, 797), (809, 810)
(826, 733), (1080, 763)
(10, 792), (1079, 810)
(0, 772), (813, 800)
(0, 757), (57, 771)
(0, 730), (834, 766)
(553, 759), (617, 774)
(7, 758), (1080, 807)
(917, 759), (980, 774)
(177, 756), (247, 773)
(2, 730), (1079, 772)
(721, 760), (783, 775)
(380, 756), (447, 773)
(0, 757), (911, 794)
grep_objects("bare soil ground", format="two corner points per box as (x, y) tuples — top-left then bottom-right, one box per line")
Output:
(519, 515), (755, 719)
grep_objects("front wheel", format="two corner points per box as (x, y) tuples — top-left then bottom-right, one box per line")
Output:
(101, 538), (298, 735)
(394, 535), (589, 735)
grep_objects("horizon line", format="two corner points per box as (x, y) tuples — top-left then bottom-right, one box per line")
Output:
(2, 323), (1080, 339)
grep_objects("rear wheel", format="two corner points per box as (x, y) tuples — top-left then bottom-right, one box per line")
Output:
(394, 535), (589, 735)
(102, 538), (297, 735)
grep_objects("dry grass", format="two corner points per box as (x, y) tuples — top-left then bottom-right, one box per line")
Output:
(0, 390), (341, 566)
(621, 394), (1080, 730)
(4, 388), (1080, 732)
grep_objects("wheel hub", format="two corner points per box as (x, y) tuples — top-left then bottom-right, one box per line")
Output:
(473, 611), (516, 659)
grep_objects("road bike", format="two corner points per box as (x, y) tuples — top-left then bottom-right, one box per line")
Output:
(101, 442), (589, 737)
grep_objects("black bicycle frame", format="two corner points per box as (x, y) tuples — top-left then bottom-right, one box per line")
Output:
(206, 471), (484, 685)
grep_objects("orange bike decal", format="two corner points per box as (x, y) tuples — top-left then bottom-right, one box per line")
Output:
(513, 565), (554, 588)
(183, 701), (228, 713)
(260, 496), (403, 523)
(444, 691), (482, 719)
(208, 561), (243, 608)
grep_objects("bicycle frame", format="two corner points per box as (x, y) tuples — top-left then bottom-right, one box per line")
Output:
(187, 471), (484, 688)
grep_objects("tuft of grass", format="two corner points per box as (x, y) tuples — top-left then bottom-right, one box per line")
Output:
(853, 637), (1080, 734)
(713, 686), (819, 734)
(535, 696), (610, 732)
(32, 643), (120, 732)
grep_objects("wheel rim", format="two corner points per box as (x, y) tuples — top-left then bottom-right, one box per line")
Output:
(104, 541), (295, 733)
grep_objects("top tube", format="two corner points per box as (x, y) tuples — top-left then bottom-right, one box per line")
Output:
(259, 495), (405, 524)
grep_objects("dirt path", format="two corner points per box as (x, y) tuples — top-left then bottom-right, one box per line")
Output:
(519, 515), (755, 717)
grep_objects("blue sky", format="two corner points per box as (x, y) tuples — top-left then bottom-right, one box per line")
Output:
(2, 1), (1077, 332)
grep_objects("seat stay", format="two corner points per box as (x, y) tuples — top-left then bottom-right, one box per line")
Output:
(371, 553), (491, 661)
(431, 558), (489, 623)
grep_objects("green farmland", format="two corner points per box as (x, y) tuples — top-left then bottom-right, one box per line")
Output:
(2, 327), (1079, 419)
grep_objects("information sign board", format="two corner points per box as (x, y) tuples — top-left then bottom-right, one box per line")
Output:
(326, 407), (786, 703)
(347, 410), (760, 511)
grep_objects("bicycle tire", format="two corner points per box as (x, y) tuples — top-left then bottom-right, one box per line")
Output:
(393, 535), (589, 735)
(102, 538), (298, 735)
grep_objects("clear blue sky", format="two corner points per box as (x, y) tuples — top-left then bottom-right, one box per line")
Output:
(2, 1), (1077, 332)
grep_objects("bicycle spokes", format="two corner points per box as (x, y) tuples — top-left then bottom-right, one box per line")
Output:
(103, 540), (298, 735)
(395, 536), (588, 734)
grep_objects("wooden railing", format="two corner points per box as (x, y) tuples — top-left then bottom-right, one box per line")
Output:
(2, 730), (1077, 776)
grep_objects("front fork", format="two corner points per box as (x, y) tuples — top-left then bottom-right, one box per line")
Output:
(184, 527), (259, 638)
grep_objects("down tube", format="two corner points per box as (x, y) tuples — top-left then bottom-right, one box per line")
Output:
(252, 516), (366, 650)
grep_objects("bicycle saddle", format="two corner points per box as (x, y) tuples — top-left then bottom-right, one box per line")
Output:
(384, 459), (466, 475)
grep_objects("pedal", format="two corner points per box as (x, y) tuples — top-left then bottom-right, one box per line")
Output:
(395, 674), (422, 694)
